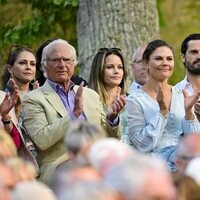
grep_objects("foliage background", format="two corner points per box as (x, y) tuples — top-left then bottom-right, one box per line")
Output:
(0, 0), (78, 71)
(0, 0), (200, 84)
(158, 0), (200, 84)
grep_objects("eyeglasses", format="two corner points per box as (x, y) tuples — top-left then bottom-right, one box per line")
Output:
(98, 48), (122, 53)
(132, 59), (143, 64)
(45, 57), (75, 65)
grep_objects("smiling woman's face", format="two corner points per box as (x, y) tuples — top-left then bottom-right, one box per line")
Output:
(148, 46), (174, 82)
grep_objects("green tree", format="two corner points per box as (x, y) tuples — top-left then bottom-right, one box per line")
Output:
(0, 0), (77, 66)
(1, 0), (160, 82)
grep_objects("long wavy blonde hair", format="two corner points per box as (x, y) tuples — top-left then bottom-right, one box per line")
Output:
(88, 48), (127, 109)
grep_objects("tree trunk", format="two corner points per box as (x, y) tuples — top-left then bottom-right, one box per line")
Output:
(77, 0), (159, 82)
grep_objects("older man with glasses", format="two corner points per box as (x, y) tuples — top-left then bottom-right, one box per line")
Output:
(128, 45), (148, 93)
(22, 39), (125, 186)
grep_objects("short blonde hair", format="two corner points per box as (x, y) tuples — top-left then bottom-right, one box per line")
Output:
(5, 157), (37, 182)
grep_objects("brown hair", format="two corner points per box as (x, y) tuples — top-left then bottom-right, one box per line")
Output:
(173, 172), (200, 200)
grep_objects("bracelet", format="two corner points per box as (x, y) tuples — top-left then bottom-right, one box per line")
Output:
(2, 119), (12, 125)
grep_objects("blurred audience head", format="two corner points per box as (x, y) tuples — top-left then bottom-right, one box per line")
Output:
(53, 165), (101, 197)
(5, 157), (37, 183)
(175, 134), (200, 172)
(0, 161), (15, 200)
(64, 121), (106, 160)
(0, 128), (17, 160)
(57, 181), (119, 200)
(88, 138), (134, 176)
(105, 154), (176, 200)
(185, 157), (200, 185)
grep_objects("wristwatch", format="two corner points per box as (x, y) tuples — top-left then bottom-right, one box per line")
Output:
(2, 119), (12, 125)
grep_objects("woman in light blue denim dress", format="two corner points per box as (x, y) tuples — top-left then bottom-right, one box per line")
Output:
(126, 40), (200, 171)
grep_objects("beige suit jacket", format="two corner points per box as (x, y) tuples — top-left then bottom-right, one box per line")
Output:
(22, 81), (118, 185)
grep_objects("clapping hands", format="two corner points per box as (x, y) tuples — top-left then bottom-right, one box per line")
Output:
(182, 89), (200, 120)
(107, 88), (126, 121)
(0, 78), (21, 118)
(73, 82), (84, 118)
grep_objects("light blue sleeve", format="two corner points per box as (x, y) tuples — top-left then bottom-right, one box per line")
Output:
(126, 95), (168, 152)
(182, 118), (200, 134)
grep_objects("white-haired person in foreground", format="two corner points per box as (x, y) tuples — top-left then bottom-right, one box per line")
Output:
(64, 121), (106, 162)
(53, 121), (106, 182)
(104, 154), (176, 200)
(58, 181), (119, 200)
(53, 164), (101, 196)
(54, 121), (106, 176)
(88, 138), (134, 176)
(52, 121), (106, 192)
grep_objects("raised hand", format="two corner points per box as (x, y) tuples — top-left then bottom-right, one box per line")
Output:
(0, 93), (15, 118)
(183, 89), (200, 120)
(156, 83), (168, 117)
(116, 87), (121, 98)
(8, 78), (21, 117)
(73, 82), (84, 118)
(32, 80), (40, 89)
(107, 94), (126, 121)
(194, 99), (200, 121)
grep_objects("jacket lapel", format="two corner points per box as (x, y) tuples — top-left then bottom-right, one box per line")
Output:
(43, 81), (67, 117)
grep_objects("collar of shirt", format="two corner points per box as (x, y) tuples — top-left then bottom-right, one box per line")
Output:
(48, 79), (75, 93)
(128, 81), (142, 93)
(181, 76), (194, 95)
(47, 79), (86, 121)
